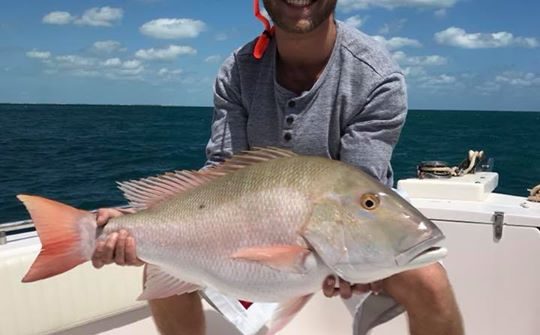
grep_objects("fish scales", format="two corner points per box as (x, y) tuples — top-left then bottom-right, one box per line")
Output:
(103, 156), (339, 300)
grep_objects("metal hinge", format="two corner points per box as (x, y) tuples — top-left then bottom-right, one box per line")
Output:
(493, 211), (504, 242)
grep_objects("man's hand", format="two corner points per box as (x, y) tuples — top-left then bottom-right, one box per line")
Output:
(323, 264), (464, 335)
(92, 208), (144, 268)
(322, 276), (383, 299)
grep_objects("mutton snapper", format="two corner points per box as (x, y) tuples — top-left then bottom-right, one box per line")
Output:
(18, 148), (446, 335)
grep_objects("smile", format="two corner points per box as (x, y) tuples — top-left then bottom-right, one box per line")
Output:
(284, 0), (316, 8)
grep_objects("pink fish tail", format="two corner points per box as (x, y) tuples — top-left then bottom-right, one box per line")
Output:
(17, 195), (96, 282)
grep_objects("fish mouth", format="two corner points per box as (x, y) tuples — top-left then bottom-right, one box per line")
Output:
(405, 246), (447, 267)
(394, 232), (446, 267)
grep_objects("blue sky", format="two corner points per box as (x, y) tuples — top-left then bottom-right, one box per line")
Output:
(0, 0), (539, 110)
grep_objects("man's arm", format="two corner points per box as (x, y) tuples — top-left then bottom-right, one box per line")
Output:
(205, 54), (249, 165)
(340, 72), (407, 187)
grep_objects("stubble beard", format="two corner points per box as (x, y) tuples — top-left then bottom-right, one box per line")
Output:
(263, 0), (337, 34)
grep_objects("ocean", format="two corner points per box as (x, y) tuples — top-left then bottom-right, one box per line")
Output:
(1, 103), (539, 223)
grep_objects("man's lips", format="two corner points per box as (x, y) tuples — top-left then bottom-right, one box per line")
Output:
(283, 0), (317, 8)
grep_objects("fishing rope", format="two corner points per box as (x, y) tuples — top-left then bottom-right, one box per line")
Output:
(417, 150), (485, 179)
(528, 184), (540, 202)
(253, 0), (275, 59)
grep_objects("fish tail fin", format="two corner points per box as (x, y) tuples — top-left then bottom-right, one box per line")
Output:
(17, 195), (97, 282)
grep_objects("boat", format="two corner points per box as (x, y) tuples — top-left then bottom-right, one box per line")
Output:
(1, 163), (539, 335)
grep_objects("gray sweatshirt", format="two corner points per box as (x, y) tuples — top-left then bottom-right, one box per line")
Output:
(205, 21), (407, 187)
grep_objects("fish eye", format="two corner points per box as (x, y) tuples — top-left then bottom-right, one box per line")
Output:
(360, 193), (380, 210)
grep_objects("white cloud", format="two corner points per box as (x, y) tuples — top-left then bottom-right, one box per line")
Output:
(135, 45), (197, 61)
(435, 27), (539, 49)
(43, 7), (123, 28)
(378, 19), (406, 35)
(421, 74), (456, 85)
(413, 73), (460, 92)
(401, 66), (427, 78)
(122, 60), (143, 69)
(75, 7), (123, 27)
(339, 0), (457, 11)
(93, 40), (124, 53)
(344, 15), (364, 29)
(55, 55), (97, 68)
(99, 59), (145, 77)
(204, 55), (222, 63)
(26, 50), (51, 59)
(393, 51), (447, 66)
(102, 58), (122, 67)
(140, 18), (206, 39)
(372, 36), (422, 50)
(42, 11), (74, 25)
(69, 69), (101, 78)
(30, 51), (145, 80)
(158, 68), (182, 77)
(495, 72), (540, 87)
(392, 51), (448, 82)
(476, 72), (540, 95)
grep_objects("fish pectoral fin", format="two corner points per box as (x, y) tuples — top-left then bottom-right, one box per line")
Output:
(231, 245), (312, 274)
(137, 264), (201, 301)
(264, 294), (314, 335)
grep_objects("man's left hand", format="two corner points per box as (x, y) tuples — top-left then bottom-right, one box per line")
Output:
(322, 276), (383, 299)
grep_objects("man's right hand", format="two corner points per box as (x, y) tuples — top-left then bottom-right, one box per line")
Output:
(92, 208), (144, 268)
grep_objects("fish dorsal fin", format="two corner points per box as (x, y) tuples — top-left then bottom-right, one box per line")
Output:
(117, 170), (209, 210)
(214, 147), (297, 174)
(118, 147), (297, 209)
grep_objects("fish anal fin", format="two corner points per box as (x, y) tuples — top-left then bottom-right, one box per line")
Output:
(265, 294), (313, 335)
(117, 147), (297, 210)
(138, 264), (201, 301)
(231, 245), (312, 274)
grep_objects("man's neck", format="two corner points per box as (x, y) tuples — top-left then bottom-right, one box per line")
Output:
(274, 17), (337, 94)
(275, 16), (337, 68)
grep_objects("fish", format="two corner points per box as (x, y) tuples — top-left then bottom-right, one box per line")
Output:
(17, 147), (446, 335)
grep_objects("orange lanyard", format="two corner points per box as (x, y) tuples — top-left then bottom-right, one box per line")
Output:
(253, 0), (275, 59)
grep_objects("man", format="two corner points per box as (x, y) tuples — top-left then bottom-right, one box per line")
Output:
(93, 1), (464, 334)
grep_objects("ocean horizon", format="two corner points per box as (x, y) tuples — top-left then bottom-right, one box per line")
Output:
(1, 103), (539, 223)
(1, 102), (539, 113)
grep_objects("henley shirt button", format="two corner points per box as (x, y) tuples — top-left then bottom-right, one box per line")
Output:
(283, 132), (292, 141)
(288, 100), (296, 108)
(286, 115), (294, 125)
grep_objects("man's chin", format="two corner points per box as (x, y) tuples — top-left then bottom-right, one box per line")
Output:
(289, 20), (315, 33)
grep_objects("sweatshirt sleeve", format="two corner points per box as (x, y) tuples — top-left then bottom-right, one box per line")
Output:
(340, 72), (408, 187)
(205, 54), (249, 167)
